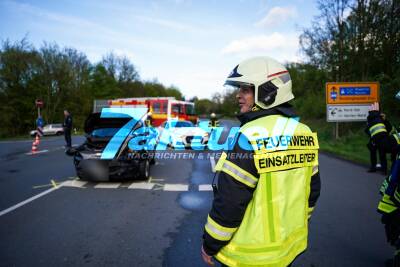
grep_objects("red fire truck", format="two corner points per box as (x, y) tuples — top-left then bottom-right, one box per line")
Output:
(93, 97), (197, 127)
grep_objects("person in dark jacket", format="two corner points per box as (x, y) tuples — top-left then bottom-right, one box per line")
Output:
(63, 110), (72, 148)
(366, 113), (393, 174)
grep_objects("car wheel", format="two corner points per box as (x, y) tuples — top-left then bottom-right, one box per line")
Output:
(138, 159), (150, 180)
(56, 131), (63, 136)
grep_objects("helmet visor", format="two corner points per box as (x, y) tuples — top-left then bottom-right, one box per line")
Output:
(224, 80), (254, 89)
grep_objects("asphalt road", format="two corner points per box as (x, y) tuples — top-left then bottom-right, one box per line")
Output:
(0, 123), (395, 267)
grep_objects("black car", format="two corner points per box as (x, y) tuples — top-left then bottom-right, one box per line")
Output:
(67, 112), (155, 182)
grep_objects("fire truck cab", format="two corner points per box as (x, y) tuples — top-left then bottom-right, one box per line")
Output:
(93, 97), (197, 127)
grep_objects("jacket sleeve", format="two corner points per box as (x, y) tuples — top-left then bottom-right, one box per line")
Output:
(378, 152), (400, 212)
(202, 133), (258, 256)
(384, 120), (393, 134)
(308, 166), (321, 219)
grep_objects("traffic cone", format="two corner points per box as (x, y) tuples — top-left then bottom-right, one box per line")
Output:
(31, 140), (38, 153)
(35, 135), (40, 146)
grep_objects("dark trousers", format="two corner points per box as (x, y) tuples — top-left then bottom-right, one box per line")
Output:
(368, 141), (387, 172)
(64, 129), (71, 147)
(390, 148), (397, 172)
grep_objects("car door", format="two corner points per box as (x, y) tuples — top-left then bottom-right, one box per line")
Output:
(43, 125), (50, 136)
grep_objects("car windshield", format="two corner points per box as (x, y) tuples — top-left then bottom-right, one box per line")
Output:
(91, 128), (120, 137)
(173, 121), (194, 127)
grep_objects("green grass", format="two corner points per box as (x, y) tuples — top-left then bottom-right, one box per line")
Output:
(304, 119), (370, 165)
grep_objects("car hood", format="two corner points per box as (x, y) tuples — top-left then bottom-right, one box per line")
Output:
(84, 113), (136, 134)
(171, 127), (207, 137)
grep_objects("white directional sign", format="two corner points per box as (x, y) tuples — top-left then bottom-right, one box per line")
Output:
(327, 104), (370, 122)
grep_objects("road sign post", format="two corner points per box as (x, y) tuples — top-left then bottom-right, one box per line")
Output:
(326, 82), (379, 139)
(35, 99), (44, 117)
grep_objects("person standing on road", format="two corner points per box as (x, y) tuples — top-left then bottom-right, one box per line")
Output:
(208, 113), (220, 128)
(63, 110), (72, 148)
(201, 57), (321, 267)
(36, 115), (45, 137)
(145, 111), (153, 127)
(366, 113), (393, 174)
(368, 96), (400, 267)
(380, 114), (394, 174)
(208, 113), (220, 144)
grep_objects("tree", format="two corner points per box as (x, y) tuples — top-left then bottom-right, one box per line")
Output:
(101, 52), (139, 83)
(300, 0), (351, 81)
(0, 38), (41, 136)
(0, 38), (186, 137)
(195, 99), (214, 115)
(299, 0), (400, 121)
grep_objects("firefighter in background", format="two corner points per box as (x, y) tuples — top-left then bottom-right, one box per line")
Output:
(145, 111), (157, 165)
(145, 111), (153, 127)
(208, 113), (220, 144)
(367, 93), (400, 267)
(366, 113), (393, 174)
(201, 57), (321, 267)
(209, 113), (220, 128)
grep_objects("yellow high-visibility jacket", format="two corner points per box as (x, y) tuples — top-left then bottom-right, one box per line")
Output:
(204, 111), (320, 267)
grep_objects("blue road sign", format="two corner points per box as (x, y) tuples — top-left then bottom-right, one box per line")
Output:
(339, 87), (370, 96)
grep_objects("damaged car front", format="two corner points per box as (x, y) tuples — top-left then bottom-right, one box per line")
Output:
(67, 112), (156, 182)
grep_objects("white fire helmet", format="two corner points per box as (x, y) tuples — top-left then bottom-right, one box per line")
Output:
(225, 56), (294, 110)
(211, 113), (216, 118)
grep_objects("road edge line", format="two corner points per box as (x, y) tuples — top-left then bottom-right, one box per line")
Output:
(0, 182), (65, 217)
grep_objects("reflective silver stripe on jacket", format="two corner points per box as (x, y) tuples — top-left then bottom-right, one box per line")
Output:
(369, 124), (387, 136)
(222, 162), (257, 187)
(205, 222), (233, 239)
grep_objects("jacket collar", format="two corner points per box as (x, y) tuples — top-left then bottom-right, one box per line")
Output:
(236, 103), (297, 126)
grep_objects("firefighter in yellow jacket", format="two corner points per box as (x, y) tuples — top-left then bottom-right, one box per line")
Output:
(201, 57), (321, 267)
(209, 113), (220, 128)
(367, 96), (400, 267)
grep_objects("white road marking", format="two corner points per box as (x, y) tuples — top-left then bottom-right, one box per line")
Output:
(25, 149), (49, 155)
(0, 184), (62, 217)
(128, 182), (155, 190)
(199, 184), (213, 191)
(94, 183), (121, 189)
(163, 184), (189, 191)
(0, 178), (212, 217)
(210, 156), (216, 172)
(62, 180), (88, 188)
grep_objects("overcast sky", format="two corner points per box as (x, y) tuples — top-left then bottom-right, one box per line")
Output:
(0, 0), (319, 99)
